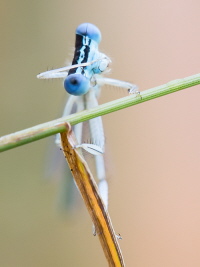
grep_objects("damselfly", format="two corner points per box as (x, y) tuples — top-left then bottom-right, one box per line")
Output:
(37, 23), (138, 209)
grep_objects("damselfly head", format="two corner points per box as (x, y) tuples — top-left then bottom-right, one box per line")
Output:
(64, 74), (90, 96)
(76, 23), (101, 44)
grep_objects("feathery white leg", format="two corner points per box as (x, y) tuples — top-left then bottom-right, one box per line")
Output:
(95, 76), (139, 94)
(86, 88), (108, 209)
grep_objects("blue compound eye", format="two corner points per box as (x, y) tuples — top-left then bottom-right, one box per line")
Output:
(64, 74), (90, 96)
(76, 23), (101, 44)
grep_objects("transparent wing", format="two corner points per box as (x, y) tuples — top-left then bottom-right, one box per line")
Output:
(47, 94), (86, 213)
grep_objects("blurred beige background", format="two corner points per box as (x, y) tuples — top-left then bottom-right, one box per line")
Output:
(1, 0), (200, 266)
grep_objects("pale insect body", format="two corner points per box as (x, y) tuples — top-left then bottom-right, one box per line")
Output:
(37, 23), (138, 211)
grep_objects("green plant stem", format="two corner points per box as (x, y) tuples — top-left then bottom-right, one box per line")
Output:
(1, 73), (200, 152)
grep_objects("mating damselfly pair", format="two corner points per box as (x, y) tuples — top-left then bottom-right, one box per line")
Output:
(37, 23), (139, 211)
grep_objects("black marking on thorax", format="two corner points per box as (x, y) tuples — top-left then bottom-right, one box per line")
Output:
(68, 34), (91, 75)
